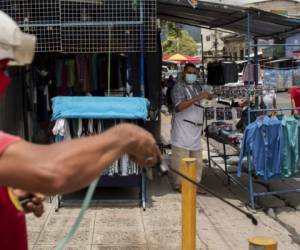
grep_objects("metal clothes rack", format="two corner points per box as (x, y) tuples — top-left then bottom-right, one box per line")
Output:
(52, 97), (149, 211)
(244, 13), (300, 209)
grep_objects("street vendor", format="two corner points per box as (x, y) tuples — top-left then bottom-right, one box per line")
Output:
(0, 11), (161, 250)
(170, 63), (212, 194)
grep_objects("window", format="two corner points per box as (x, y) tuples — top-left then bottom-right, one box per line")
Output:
(206, 35), (210, 42)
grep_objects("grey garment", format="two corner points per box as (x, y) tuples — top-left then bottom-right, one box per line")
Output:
(171, 80), (202, 106)
(171, 80), (204, 151)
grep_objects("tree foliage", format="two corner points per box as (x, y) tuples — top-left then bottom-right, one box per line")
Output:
(161, 21), (198, 56)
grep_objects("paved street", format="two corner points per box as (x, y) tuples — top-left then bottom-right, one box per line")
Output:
(27, 92), (300, 249)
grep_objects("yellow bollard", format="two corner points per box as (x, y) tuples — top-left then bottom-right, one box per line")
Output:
(249, 237), (277, 250)
(181, 158), (197, 250)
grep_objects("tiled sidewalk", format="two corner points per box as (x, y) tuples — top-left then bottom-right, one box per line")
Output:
(26, 112), (300, 249)
(27, 171), (300, 249)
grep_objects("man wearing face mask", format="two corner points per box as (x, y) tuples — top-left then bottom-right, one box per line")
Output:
(0, 11), (161, 250)
(170, 63), (212, 193)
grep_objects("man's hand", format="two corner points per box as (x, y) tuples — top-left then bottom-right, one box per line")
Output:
(197, 91), (213, 101)
(118, 124), (162, 167)
(12, 189), (45, 217)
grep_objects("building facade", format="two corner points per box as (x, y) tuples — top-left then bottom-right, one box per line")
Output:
(201, 29), (227, 59)
(222, 0), (300, 60)
(247, 0), (300, 18)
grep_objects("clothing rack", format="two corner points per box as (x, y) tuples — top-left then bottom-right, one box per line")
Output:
(262, 66), (300, 70)
(52, 96), (149, 211)
(244, 13), (300, 209)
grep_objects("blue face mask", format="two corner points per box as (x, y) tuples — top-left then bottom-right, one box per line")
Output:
(185, 73), (197, 84)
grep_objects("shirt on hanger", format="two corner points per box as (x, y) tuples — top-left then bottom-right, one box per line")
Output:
(281, 116), (299, 178)
(238, 116), (283, 180)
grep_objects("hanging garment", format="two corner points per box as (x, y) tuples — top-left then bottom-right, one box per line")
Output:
(264, 69), (277, 87)
(243, 63), (261, 83)
(90, 54), (98, 91)
(262, 88), (276, 115)
(207, 62), (225, 86)
(52, 119), (71, 140)
(222, 62), (238, 83)
(285, 69), (293, 88)
(76, 55), (90, 93)
(55, 59), (64, 88)
(34, 68), (51, 121)
(66, 59), (76, 88)
(238, 116), (283, 180)
(57, 62), (68, 96)
(277, 70), (285, 89)
(281, 116), (299, 178)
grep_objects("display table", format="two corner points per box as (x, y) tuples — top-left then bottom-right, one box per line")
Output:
(205, 128), (246, 191)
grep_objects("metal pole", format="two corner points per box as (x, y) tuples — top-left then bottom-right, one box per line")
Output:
(246, 12), (255, 209)
(254, 37), (259, 108)
(205, 109), (212, 168)
(139, 0), (145, 97)
(181, 158), (197, 250)
(201, 34), (206, 84)
(21, 67), (29, 141)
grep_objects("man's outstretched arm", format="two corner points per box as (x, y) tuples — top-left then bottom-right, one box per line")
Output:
(0, 124), (161, 195)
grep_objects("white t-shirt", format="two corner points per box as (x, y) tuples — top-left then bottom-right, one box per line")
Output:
(263, 89), (276, 109)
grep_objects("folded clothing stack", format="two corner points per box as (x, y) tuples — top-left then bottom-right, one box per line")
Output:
(207, 122), (243, 145)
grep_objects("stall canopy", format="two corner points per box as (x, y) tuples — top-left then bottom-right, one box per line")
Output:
(157, 0), (300, 39)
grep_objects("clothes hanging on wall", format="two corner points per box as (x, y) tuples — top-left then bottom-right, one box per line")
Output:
(25, 53), (140, 145)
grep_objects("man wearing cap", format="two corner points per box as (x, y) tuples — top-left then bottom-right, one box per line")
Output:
(0, 11), (161, 250)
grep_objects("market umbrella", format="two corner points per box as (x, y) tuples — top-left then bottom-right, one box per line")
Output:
(162, 54), (171, 61)
(167, 53), (201, 64)
(186, 55), (201, 64)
